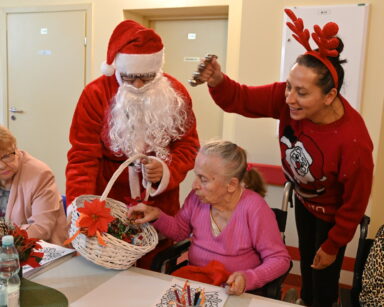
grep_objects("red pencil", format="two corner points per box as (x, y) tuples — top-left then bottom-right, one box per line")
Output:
(174, 287), (181, 304)
(187, 284), (192, 305)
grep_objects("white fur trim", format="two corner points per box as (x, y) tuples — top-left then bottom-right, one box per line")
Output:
(115, 49), (164, 75)
(129, 166), (141, 199)
(66, 203), (73, 221)
(142, 156), (170, 196)
(101, 61), (115, 76)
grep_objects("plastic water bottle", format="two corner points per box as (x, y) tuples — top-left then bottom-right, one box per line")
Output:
(0, 282), (6, 307)
(6, 274), (20, 307)
(0, 235), (20, 307)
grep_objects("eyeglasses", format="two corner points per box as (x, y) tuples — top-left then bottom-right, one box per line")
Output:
(0, 152), (16, 164)
(120, 73), (156, 85)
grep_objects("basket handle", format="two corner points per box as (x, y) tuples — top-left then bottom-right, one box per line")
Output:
(100, 153), (150, 202)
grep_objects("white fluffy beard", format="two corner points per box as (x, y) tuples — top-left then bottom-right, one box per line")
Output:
(108, 75), (188, 160)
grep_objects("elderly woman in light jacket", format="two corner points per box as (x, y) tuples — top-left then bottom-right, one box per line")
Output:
(0, 125), (67, 245)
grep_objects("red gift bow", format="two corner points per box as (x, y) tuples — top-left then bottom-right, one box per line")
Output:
(124, 190), (154, 207)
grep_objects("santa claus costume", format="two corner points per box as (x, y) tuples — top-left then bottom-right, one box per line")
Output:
(66, 20), (199, 267)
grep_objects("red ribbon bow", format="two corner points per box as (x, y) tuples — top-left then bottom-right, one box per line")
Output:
(124, 190), (154, 207)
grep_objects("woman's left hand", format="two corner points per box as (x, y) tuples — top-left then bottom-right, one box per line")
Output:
(225, 272), (246, 295)
(141, 158), (163, 183)
(311, 247), (337, 270)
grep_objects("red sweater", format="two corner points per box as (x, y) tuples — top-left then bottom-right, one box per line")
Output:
(66, 73), (199, 216)
(210, 75), (374, 254)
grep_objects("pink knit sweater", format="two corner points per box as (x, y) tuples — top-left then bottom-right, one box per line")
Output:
(153, 189), (291, 290)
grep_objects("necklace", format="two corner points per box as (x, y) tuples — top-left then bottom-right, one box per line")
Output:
(210, 188), (244, 233)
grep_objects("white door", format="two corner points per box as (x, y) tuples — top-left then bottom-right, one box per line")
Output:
(151, 19), (227, 202)
(6, 10), (86, 193)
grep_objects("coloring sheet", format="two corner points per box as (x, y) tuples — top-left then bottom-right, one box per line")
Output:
(22, 240), (75, 277)
(154, 278), (228, 307)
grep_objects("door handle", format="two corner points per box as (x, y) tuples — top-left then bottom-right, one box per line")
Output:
(9, 107), (24, 113)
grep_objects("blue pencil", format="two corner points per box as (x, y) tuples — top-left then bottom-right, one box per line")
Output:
(193, 289), (201, 305)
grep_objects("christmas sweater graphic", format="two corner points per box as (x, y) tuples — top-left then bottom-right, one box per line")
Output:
(280, 126), (327, 200)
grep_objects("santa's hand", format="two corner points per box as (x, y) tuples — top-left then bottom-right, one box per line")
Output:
(189, 55), (223, 88)
(225, 272), (246, 296)
(142, 158), (163, 183)
(127, 203), (161, 224)
(311, 247), (337, 270)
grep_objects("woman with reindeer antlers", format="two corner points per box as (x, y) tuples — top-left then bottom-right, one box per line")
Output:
(192, 9), (374, 307)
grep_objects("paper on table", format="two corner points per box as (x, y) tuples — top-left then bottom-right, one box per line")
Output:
(70, 269), (228, 307)
(23, 240), (76, 278)
(154, 277), (228, 307)
(71, 269), (171, 307)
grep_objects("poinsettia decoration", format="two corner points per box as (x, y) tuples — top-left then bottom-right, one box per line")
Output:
(65, 199), (115, 246)
(65, 198), (146, 247)
(11, 226), (44, 267)
(0, 221), (44, 268)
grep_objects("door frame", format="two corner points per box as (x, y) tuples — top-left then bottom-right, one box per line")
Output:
(123, 5), (229, 139)
(123, 6), (228, 25)
(0, 3), (92, 126)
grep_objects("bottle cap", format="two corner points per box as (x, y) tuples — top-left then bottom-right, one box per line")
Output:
(2, 235), (14, 246)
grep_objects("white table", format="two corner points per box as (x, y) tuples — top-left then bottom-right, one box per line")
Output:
(31, 256), (296, 306)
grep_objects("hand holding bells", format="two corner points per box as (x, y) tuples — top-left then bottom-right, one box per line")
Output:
(188, 54), (218, 87)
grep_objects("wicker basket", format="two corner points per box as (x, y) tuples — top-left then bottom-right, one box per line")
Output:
(68, 154), (159, 270)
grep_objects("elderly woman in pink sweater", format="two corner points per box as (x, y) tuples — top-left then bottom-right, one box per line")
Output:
(0, 125), (67, 245)
(128, 140), (291, 295)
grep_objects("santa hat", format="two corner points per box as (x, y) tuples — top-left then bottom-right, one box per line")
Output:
(101, 20), (164, 76)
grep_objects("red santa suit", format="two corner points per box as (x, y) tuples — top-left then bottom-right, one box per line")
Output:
(66, 20), (199, 220)
(66, 73), (198, 215)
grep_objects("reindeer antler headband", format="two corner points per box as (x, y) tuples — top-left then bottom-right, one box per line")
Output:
(285, 8), (340, 90)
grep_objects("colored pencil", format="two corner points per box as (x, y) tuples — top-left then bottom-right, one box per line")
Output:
(174, 287), (181, 304)
(193, 289), (201, 306)
(200, 290), (206, 305)
(187, 284), (192, 306)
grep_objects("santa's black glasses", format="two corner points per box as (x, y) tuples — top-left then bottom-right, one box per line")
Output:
(120, 72), (156, 84)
